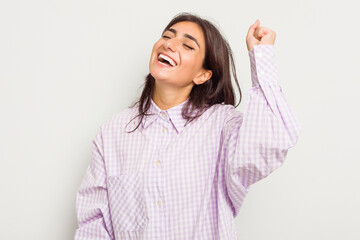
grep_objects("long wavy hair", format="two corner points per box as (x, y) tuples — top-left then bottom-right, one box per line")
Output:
(126, 12), (242, 133)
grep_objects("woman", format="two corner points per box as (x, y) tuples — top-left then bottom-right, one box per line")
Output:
(74, 12), (301, 240)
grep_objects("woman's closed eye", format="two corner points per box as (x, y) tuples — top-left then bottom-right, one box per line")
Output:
(162, 35), (195, 50)
(184, 44), (194, 50)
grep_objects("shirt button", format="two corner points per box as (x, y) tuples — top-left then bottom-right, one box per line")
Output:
(162, 128), (167, 133)
(156, 160), (161, 166)
(157, 200), (162, 206)
(259, 69), (266, 77)
(256, 51), (263, 58)
(160, 112), (166, 118)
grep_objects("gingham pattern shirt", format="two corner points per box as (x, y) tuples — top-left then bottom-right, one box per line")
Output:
(74, 44), (301, 240)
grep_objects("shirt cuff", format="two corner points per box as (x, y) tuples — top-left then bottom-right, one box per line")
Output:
(248, 44), (280, 90)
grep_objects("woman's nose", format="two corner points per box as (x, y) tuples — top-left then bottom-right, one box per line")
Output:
(164, 38), (178, 52)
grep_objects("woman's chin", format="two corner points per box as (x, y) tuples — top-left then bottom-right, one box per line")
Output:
(153, 75), (171, 83)
(150, 70), (171, 82)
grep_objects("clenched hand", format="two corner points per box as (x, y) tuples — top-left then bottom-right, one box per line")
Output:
(246, 19), (276, 51)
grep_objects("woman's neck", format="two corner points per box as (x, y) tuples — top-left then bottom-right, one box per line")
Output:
(152, 82), (192, 110)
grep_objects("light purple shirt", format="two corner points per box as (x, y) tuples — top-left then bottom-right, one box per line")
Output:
(74, 45), (301, 240)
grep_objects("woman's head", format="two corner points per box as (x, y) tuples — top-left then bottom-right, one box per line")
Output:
(149, 20), (212, 89)
(128, 12), (242, 132)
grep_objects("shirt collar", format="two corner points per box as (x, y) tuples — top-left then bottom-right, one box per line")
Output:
(142, 97), (190, 134)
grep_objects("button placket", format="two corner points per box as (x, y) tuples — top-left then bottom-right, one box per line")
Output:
(155, 111), (170, 214)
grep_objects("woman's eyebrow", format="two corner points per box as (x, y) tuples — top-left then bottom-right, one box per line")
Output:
(165, 28), (200, 48)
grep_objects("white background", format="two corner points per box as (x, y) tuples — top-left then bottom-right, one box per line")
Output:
(1, 0), (359, 239)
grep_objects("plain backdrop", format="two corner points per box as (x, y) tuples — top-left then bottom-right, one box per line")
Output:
(1, 0), (359, 239)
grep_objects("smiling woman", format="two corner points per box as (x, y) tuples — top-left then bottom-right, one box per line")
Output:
(127, 13), (242, 133)
(149, 21), (213, 106)
(74, 12), (301, 240)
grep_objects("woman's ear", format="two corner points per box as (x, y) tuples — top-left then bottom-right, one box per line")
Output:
(194, 69), (213, 85)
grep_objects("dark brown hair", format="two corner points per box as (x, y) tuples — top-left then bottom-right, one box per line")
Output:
(126, 12), (242, 133)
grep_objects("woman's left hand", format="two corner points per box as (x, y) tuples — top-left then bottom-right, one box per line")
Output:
(246, 19), (276, 51)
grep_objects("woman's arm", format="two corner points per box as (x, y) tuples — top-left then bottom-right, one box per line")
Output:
(222, 22), (301, 216)
(74, 127), (114, 240)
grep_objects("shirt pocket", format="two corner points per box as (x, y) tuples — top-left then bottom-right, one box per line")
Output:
(107, 171), (149, 240)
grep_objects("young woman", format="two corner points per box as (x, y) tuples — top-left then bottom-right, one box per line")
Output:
(74, 12), (301, 240)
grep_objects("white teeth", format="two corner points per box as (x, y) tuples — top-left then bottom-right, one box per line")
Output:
(159, 54), (177, 67)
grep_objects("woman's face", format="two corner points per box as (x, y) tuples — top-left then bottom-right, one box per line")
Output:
(149, 21), (211, 88)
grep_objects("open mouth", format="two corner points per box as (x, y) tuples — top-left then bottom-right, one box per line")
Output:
(157, 53), (177, 67)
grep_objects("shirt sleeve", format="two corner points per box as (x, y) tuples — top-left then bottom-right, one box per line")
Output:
(74, 126), (115, 240)
(223, 44), (301, 215)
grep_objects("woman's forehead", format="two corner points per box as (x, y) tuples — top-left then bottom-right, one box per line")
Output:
(168, 22), (202, 34)
(165, 21), (205, 46)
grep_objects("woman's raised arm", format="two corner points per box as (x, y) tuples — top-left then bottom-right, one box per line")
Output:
(222, 21), (301, 216)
